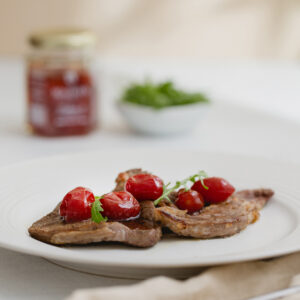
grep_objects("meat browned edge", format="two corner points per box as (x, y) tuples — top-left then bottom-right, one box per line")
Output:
(28, 169), (161, 248)
(116, 169), (274, 239)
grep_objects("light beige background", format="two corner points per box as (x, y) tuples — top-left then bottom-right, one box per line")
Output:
(0, 0), (299, 59)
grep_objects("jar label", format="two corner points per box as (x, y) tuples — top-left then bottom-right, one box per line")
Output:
(27, 68), (96, 135)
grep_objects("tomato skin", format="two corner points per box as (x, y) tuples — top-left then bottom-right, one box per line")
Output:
(175, 189), (204, 213)
(60, 187), (95, 222)
(191, 177), (235, 204)
(101, 191), (140, 220)
(125, 174), (163, 201)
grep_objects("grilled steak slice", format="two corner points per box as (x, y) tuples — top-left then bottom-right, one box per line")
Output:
(29, 168), (162, 247)
(115, 168), (274, 239)
(29, 203), (161, 247)
(140, 189), (274, 238)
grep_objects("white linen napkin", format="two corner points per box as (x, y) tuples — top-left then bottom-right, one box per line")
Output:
(284, 274), (300, 300)
(66, 252), (300, 300)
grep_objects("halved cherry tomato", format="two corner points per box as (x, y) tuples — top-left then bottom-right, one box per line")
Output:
(191, 177), (235, 204)
(125, 174), (163, 201)
(60, 187), (95, 222)
(100, 191), (140, 220)
(175, 189), (204, 213)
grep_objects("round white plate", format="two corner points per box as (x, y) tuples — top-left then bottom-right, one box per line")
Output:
(0, 150), (299, 279)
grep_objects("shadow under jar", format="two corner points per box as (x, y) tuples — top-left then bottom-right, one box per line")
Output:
(26, 28), (98, 136)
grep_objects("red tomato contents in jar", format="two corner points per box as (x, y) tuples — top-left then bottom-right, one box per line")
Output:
(27, 67), (96, 136)
(26, 28), (97, 136)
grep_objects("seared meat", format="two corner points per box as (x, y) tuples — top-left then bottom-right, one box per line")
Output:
(234, 189), (273, 211)
(28, 203), (161, 247)
(29, 168), (161, 247)
(29, 168), (274, 247)
(115, 169), (274, 239)
(140, 189), (273, 238)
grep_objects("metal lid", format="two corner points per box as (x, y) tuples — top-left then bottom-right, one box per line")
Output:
(28, 28), (97, 49)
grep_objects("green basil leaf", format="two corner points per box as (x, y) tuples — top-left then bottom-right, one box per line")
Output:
(91, 199), (107, 223)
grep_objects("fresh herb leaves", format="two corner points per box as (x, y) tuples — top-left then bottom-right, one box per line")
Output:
(153, 170), (208, 206)
(91, 196), (107, 223)
(122, 81), (210, 109)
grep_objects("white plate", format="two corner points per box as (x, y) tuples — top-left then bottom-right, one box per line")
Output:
(0, 150), (299, 279)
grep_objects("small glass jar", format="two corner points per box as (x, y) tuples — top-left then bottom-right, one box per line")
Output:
(26, 28), (97, 136)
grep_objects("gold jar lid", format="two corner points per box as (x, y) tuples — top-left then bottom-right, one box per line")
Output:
(28, 28), (96, 49)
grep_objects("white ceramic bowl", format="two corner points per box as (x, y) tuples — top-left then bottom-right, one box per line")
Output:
(118, 102), (209, 135)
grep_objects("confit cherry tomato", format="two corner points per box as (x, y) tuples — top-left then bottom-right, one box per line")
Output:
(60, 187), (95, 222)
(100, 191), (140, 220)
(125, 174), (163, 201)
(175, 189), (204, 213)
(191, 177), (235, 204)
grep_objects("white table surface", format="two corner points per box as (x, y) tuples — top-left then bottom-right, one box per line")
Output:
(0, 57), (300, 299)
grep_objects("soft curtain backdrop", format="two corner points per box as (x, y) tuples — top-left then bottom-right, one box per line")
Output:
(0, 0), (299, 59)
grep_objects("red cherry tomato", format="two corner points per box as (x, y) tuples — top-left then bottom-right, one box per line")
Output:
(125, 174), (163, 201)
(100, 191), (140, 220)
(60, 187), (95, 222)
(175, 189), (204, 213)
(191, 177), (235, 204)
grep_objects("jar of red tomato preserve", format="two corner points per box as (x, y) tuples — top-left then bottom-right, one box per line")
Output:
(26, 29), (97, 136)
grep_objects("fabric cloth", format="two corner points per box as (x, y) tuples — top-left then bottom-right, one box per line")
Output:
(285, 275), (300, 300)
(67, 252), (300, 300)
